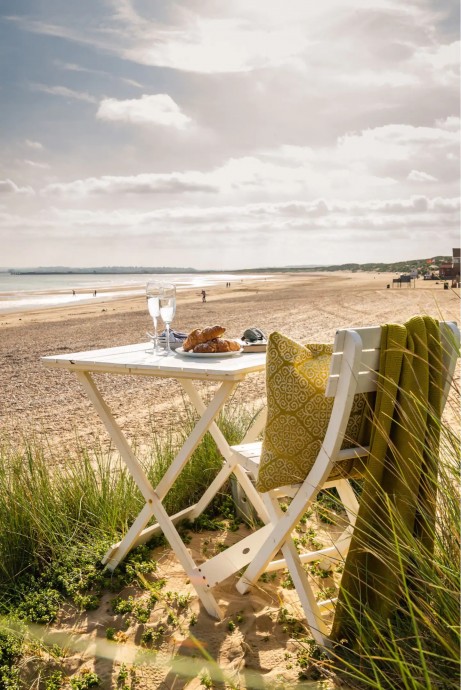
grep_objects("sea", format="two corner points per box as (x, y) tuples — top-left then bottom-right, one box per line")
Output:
(0, 272), (268, 314)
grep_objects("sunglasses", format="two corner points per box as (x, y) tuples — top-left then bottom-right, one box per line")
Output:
(242, 327), (267, 342)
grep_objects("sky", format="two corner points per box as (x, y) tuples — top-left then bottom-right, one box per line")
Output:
(0, 0), (459, 270)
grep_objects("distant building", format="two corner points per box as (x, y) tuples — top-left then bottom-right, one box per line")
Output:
(439, 263), (454, 278)
(392, 274), (413, 287)
(439, 248), (460, 280)
(453, 247), (460, 278)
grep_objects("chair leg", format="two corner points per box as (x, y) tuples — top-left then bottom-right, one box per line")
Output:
(245, 490), (330, 645)
(281, 539), (331, 646)
(318, 478), (359, 569)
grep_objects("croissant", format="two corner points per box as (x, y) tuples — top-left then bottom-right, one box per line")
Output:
(193, 338), (241, 353)
(183, 325), (226, 351)
(225, 339), (241, 352)
(193, 341), (217, 353)
(213, 338), (241, 352)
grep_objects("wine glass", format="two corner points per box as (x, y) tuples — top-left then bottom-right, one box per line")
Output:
(146, 281), (162, 353)
(159, 283), (176, 354)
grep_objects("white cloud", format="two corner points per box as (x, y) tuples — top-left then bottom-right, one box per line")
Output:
(435, 116), (460, 131)
(126, 17), (309, 74)
(25, 139), (43, 150)
(42, 171), (216, 197)
(341, 70), (419, 87)
(39, 155), (396, 200)
(408, 170), (438, 182)
(31, 83), (97, 103)
(97, 94), (191, 128)
(0, 179), (35, 195)
(24, 160), (50, 170)
(55, 60), (144, 88)
(39, 115), (459, 203)
(2, 192), (458, 268)
(4, 195), (457, 231)
(335, 124), (459, 162)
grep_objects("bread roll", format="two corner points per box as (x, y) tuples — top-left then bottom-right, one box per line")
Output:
(212, 338), (241, 352)
(193, 341), (217, 353)
(225, 339), (241, 352)
(183, 325), (226, 351)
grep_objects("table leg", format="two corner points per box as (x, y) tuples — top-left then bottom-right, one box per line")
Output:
(175, 379), (269, 522)
(76, 372), (155, 503)
(75, 371), (244, 614)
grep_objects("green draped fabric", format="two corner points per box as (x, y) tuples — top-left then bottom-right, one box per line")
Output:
(331, 316), (443, 642)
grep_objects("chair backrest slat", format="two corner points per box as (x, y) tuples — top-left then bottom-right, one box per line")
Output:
(330, 348), (380, 377)
(326, 326), (380, 398)
(439, 322), (460, 407)
(327, 369), (378, 396)
(333, 326), (381, 352)
(326, 321), (459, 400)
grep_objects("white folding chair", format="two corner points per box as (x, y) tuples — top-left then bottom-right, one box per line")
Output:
(191, 321), (460, 645)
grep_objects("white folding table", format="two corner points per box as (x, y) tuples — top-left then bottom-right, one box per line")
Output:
(42, 342), (267, 618)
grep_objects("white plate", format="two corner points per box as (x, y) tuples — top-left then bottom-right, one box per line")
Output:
(175, 347), (243, 358)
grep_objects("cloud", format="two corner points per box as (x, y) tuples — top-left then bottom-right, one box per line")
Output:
(40, 114), (458, 202)
(55, 60), (144, 88)
(6, 194), (458, 230)
(0, 179), (35, 195)
(25, 139), (43, 150)
(42, 172), (216, 196)
(2, 192), (458, 267)
(125, 17), (309, 74)
(96, 94), (191, 128)
(408, 170), (438, 182)
(436, 115), (460, 131)
(31, 83), (98, 103)
(24, 160), (50, 170)
(336, 123), (459, 162)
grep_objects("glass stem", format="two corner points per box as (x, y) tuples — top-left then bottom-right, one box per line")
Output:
(153, 317), (158, 353)
(165, 323), (171, 353)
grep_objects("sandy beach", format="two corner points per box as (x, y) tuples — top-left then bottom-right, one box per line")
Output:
(1, 271), (459, 455)
(1, 271), (460, 688)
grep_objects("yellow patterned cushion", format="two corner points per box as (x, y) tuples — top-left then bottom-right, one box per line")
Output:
(256, 332), (367, 493)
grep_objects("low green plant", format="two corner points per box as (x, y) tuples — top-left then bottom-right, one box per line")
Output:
(0, 629), (23, 690)
(111, 596), (134, 616)
(280, 571), (295, 589)
(69, 670), (100, 689)
(45, 670), (64, 690)
(117, 663), (130, 689)
(105, 627), (116, 641)
(277, 607), (306, 637)
(199, 670), (213, 688)
(16, 588), (62, 624)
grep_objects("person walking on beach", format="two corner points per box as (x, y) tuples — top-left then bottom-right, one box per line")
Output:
(201, 290), (206, 303)
(93, 290), (97, 297)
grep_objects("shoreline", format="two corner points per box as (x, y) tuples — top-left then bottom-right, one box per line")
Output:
(0, 270), (453, 328)
(0, 271), (275, 317)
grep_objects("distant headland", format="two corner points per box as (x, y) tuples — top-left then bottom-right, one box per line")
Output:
(5, 256), (452, 276)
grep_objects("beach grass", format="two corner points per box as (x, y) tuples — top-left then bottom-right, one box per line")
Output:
(0, 404), (258, 688)
(0, 383), (460, 688)
(316, 375), (461, 689)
